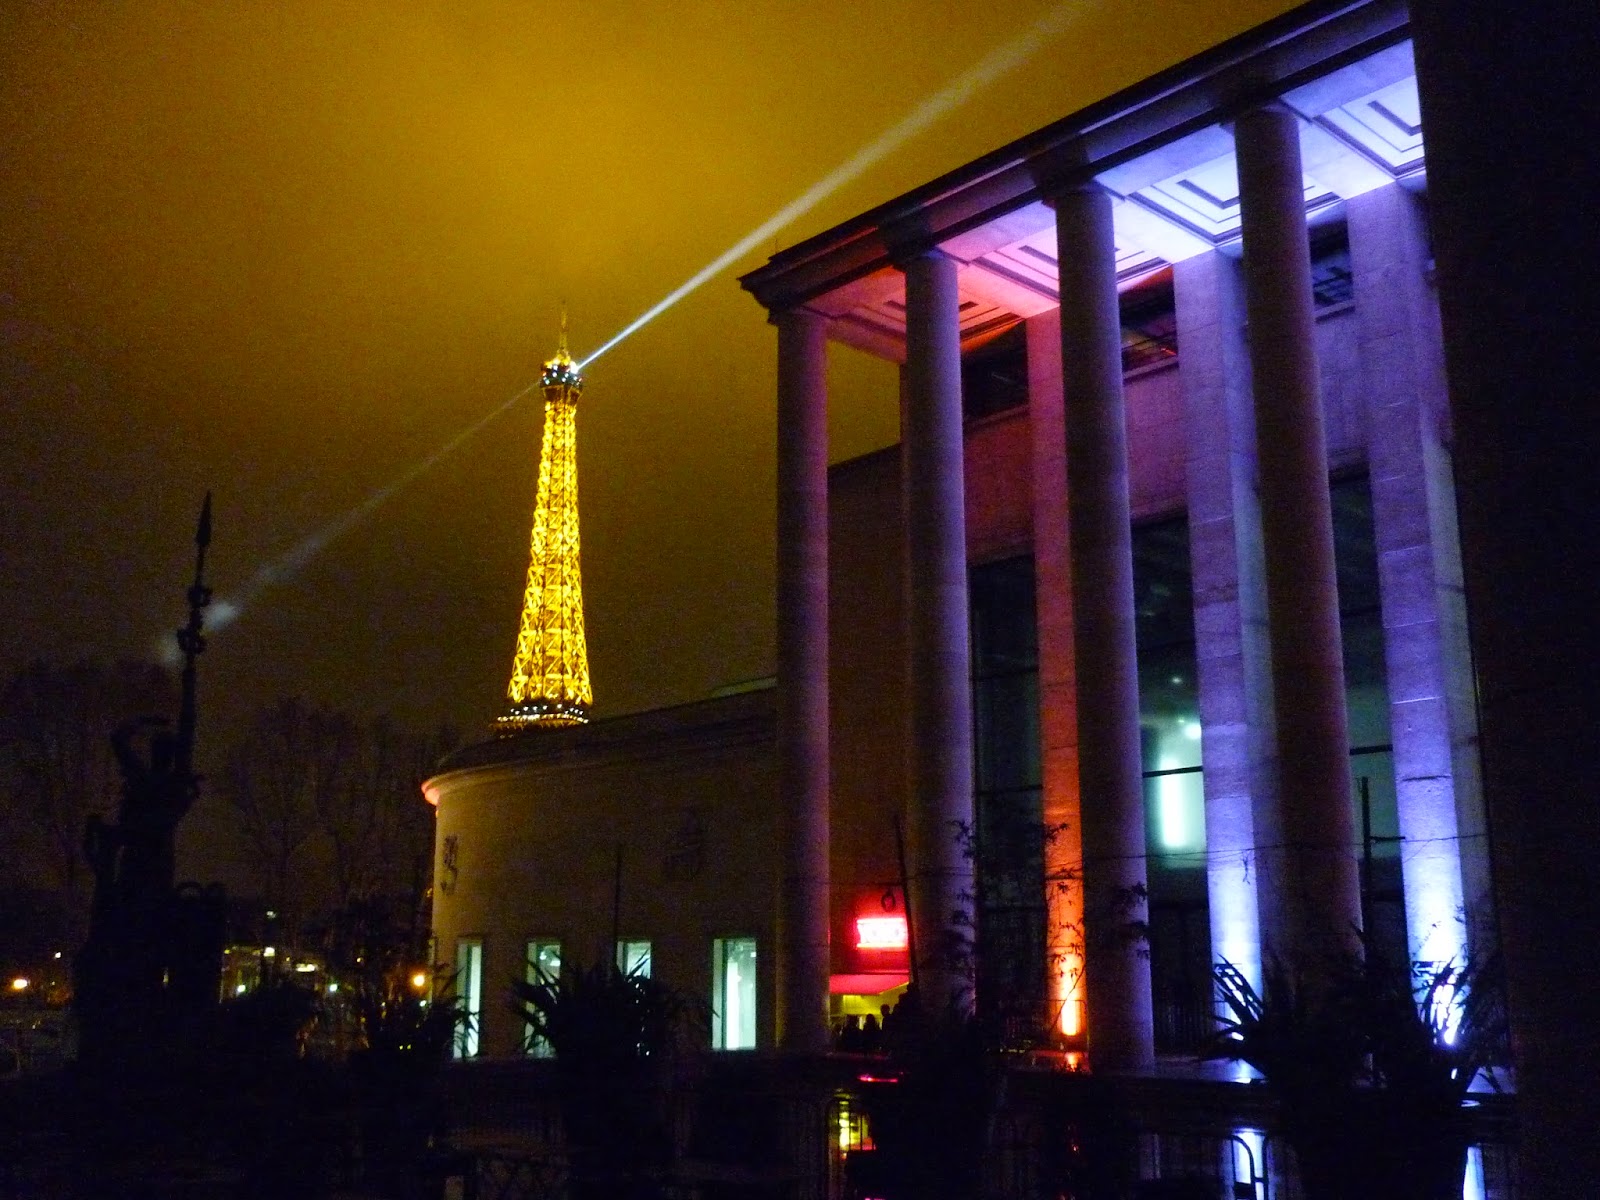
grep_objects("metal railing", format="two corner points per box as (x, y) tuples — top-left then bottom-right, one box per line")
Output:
(441, 1056), (1519, 1200)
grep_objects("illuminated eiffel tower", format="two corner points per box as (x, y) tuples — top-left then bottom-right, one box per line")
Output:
(499, 317), (593, 731)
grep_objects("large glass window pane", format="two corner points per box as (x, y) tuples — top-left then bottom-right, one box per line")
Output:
(969, 556), (1044, 1035)
(1120, 273), (1179, 373)
(453, 937), (483, 1060)
(961, 324), (1028, 421)
(1331, 476), (1404, 962)
(711, 937), (757, 1051)
(524, 940), (561, 1057)
(1133, 517), (1210, 1054)
(1133, 518), (1204, 857)
(616, 940), (652, 979)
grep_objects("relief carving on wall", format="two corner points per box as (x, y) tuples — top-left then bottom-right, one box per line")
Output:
(662, 808), (707, 883)
(439, 834), (460, 895)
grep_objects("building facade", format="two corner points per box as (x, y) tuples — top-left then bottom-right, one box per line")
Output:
(433, 0), (1491, 1072)
(741, 0), (1490, 1068)
(428, 0), (1600, 1187)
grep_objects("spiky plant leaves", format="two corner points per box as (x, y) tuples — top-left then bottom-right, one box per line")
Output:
(509, 959), (704, 1188)
(1206, 940), (1506, 1200)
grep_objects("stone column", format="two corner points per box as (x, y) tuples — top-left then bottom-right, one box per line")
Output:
(1173, 250), (1272, 996)
(1233, 105), (1362, 960)
(775, 306), (831, 1052)
(1411, 5), (1600, 1190)
(1346, 183), (1484, 970)
(900, 249), (975, 1016)
(1053, 186), (1154, 1071)
(1026, 310), (1086, 1038)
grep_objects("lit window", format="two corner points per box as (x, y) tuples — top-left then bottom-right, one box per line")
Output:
(524, 940), (561, 1057)
(454, 937), (483, 1059)
(1152, 757), (1206, 854)
(711, 937), (757, 1051)
(616, 940), (652, 979)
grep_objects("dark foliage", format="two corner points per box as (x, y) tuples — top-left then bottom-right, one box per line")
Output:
(511, 959), (703, 1197)
(1207, 940), (1506, 1200)
(856, 1001), (992, 1200)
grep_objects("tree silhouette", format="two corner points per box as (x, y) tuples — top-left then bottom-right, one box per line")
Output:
(0, 660), (172, 910)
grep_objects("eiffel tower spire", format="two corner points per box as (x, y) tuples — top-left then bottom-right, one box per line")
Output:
(499, 314), (592, 731)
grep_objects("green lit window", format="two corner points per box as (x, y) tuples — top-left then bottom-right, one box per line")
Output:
(453, 937), (483, 1059)
(711, 937), (757, 1050)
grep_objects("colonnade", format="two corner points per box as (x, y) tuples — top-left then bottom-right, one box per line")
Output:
(771, 104), (1479, 1066)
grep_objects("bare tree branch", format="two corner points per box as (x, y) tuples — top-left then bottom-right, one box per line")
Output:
(0, 661), (172, 902)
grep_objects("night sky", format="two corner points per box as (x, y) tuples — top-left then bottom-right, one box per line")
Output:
(2, 1), (1293, 806)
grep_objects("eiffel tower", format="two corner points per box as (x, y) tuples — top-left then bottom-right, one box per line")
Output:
(499, 317), (594, 730)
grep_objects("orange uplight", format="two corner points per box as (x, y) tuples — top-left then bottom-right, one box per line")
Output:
(1061, 996), (1084, 1037)
(855, 915), (908, 950)
(1058, 956), (1085, 1037)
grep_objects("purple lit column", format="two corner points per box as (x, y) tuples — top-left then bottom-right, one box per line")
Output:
(1346, 183), (1483, 969)
(1234, 104), (1362, 959)
(900, 249), (975, 1015)
(1054, 186), (1154, 1071)
(1173, 250), (1271, 995)
(775, 305), (831, 1052)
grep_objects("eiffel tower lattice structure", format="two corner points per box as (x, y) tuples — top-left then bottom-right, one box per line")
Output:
(499, 319), (594, 731)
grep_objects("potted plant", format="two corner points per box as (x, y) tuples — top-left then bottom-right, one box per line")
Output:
(1208, 941), (1504, 1200)
(511, 959), (699, 1199)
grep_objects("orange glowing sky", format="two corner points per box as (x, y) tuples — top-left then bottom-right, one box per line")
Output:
(2, 1), (1297, 751)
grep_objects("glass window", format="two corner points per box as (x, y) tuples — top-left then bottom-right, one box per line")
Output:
(1331, 476), (1405, 964)
(711, 937), (758, 1051)
(1134, 518), (1205, 859)
(616, 940), (652, 979)
(524, 940), (561, 1057)
(1133, 518), (1210, 1055)
(969, 556), (1045, 1030)
(1311, 228), (1354, 307)
(1120, 272), (1179, 373)
(961, 323), (1029, 421)
(453, 937), (483, 1060)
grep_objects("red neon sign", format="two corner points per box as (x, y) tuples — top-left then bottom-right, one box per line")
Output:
(855, 915), (908, 950)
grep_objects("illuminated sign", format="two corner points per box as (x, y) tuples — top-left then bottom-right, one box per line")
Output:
(855, 915), (908, 950)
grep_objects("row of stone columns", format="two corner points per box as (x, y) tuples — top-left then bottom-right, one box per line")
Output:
(1233, 105), (1365, 965)
(1053, 187), (1156, 1070)
(771, 252), (979, 1047)
(772, 103), (1474, 1064)
(898, 251), (978, 1017)
(1173, 134), (1483, 1017)
(1345, 182), (1485, 969)
(773, 307), (832, 1052)
(1172, 235), (1272, 1003)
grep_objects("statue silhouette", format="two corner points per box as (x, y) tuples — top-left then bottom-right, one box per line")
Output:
(75, 495), (223, 1071)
